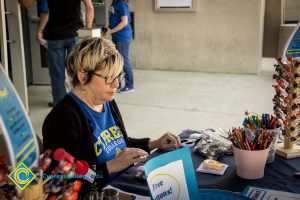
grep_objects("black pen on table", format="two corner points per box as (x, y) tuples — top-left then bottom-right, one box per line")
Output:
(294, 172), (300, 178)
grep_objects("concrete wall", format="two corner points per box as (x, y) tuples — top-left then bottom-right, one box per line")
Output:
(262, 0), (300, 58)
(278, 24), (296, 55)
(285, 0), (300, 23)
(106, 0), (265, 74)
(262, 0), (281, 57)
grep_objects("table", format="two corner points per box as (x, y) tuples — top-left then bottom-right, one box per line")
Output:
(110, 148), (300, 196)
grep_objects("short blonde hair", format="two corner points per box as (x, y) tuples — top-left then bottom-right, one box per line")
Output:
(67, 37), (124, 86)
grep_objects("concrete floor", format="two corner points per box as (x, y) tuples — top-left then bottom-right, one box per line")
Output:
(28, 69), (274, 140)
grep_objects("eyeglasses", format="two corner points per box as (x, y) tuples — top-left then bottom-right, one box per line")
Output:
(93, 72), (126, 85)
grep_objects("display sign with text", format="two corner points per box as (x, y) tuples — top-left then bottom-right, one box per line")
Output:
(154, 0), (196, 12)
(144, 147), (199, 199)
(0, 63), (38, 168)
(158, 0), (192, 8)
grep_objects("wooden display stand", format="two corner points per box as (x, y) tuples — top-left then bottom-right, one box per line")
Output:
(274, 58), (300, 159)
(276, 139), (300, 159)
(21, 179), (44, 200)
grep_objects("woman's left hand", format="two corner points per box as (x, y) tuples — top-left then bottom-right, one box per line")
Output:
(148, 132), (181, 151)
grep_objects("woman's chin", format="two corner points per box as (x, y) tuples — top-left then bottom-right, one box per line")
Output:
(106, 93), (115, 100)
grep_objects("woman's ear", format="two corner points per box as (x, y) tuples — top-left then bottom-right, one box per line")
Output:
(77, 70), (87, 85)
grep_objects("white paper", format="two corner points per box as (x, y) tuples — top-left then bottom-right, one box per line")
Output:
(147, 160), (190, 200)
(196, 162), (228, 176)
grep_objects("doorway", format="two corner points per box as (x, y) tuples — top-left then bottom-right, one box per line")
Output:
(27, 2), (50, 84)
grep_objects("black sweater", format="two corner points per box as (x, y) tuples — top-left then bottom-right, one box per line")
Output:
(42, 95), (150, 192)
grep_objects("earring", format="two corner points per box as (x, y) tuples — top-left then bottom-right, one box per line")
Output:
(81, 85), (86, 94)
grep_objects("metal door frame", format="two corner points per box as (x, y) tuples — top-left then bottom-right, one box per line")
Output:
(0, 0), (29, 112)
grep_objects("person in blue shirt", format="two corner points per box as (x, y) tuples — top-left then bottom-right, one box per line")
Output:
(105, 0), (134, 94)
(18, 0), (35, 7)
(35, 0), (48, 48)
(43, 37), (181, 194)
(36, 0), (94, 107)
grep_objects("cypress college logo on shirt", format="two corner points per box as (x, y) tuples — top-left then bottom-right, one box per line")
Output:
(94, 125), (126, 160)
(69, 93), (127, 162)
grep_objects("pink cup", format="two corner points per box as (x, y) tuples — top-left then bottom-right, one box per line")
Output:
(233, 146), (270, 179)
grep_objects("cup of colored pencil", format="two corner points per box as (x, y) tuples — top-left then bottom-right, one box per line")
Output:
(228, 127), (273, 151)
(243, 111), (281, 163)
(228, 127), (271, 179)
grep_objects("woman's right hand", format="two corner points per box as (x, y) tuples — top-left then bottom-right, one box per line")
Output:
(103, 27), (112, 35)
(106, 148), (148, 174)
(36, 30), (44, 44)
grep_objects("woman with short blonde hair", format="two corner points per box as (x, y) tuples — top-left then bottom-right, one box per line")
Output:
(43, 37), (181, 197)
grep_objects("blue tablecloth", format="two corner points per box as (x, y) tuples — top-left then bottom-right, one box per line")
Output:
(110, 147), (300, 196)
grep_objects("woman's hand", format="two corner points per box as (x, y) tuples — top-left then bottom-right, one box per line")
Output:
(106, 148), (148, 174)
(36, 30), (44, 44)
(148, 132), (181, 151)
(104, 27), (113, 35)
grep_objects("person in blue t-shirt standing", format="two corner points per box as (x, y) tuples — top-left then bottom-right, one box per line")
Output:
(105, 0), (134, 94)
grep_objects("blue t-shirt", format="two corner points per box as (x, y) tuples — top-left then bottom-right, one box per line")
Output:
(69, 93), (127, 164)
(109, 1), (133, 42)
(39, 0), (49, 12)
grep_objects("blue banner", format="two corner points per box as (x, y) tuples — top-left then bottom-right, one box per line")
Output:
(0, 64), (38, 168)
(283, 22), (300, 58)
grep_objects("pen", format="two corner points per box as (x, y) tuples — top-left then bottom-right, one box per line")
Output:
(294, 172), (300, 178)
(245, 140), (252, 151)
(243, 142), (248, 150)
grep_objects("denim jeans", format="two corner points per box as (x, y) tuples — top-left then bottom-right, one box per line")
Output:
(114, 40), (134, 89)
(47, 37), (79, 104)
